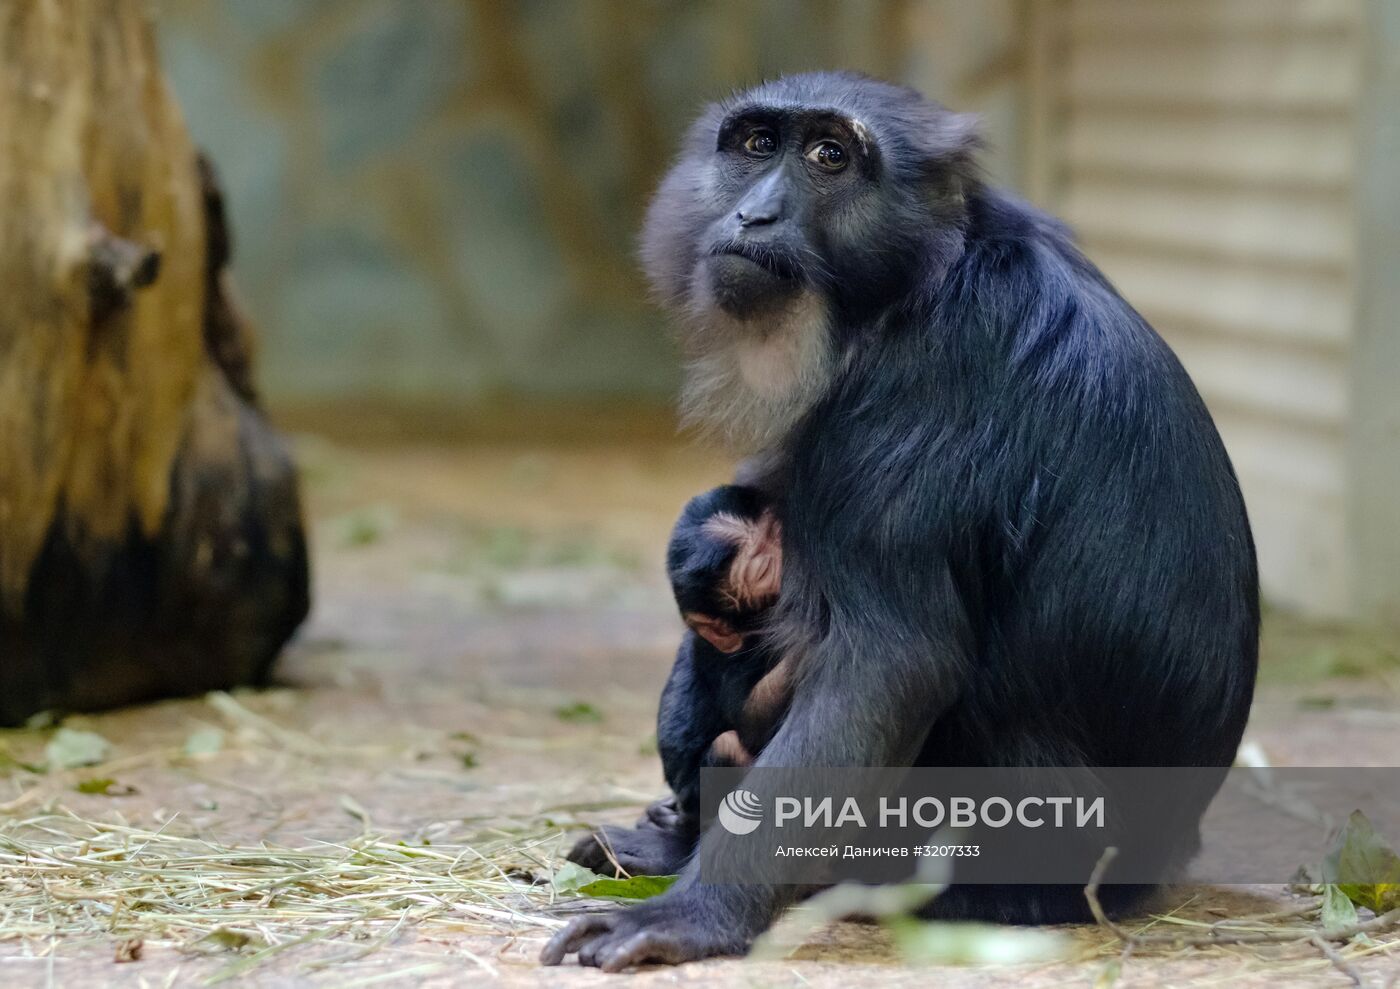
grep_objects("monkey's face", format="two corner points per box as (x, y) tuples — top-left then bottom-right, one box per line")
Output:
(645, 108), (882, 325)
(698, 107), (874, 320)
(642, 73), (978, 449)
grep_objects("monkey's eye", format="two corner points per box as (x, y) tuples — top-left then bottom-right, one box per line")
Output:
(742, 128), (778, 158)
(805, 140), (848, 172)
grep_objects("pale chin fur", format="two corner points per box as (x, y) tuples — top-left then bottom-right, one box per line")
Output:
(676, 282), (835, 454)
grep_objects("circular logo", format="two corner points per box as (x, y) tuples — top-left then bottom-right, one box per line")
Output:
(717, 788), (763, 835)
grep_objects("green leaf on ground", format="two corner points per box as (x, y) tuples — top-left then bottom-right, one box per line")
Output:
(550, 861), (602, 894)
(333, 505), (398, 548)
(885, 918), (1072, 965)
(1323, 810), (1400, 914)
(482, 527), (530, 567)
(75, 777), (136, 796)
(184, 727), (226, 757)
(550, 862), (678, 900)
(1322, 883), (1360, 934)
(195, 928), (261, 953)
(45, 728), (110, 769)
(554, 702), (603, 724)
(577, 874), (679, 900)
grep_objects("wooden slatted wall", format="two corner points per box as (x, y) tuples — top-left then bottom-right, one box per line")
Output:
(1030, 0), (1363, 615)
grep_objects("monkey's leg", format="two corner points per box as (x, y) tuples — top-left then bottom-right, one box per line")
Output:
(657, 632), (735, 816)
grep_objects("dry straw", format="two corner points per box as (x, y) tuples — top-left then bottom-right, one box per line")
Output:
(0, 808), (571, 981)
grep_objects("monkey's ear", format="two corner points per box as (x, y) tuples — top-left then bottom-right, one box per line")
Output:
(919, 111), (982, 207)
(929, 111), (982, 165)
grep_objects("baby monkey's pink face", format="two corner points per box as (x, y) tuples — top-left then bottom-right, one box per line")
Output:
(682, 508), (782, 653)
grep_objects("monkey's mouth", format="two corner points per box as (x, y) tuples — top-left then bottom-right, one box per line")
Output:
(702, 242), (805, 319)
(708, 242), (803, 282)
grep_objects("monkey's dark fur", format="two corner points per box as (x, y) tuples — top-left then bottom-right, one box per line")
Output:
(544, 72), (1258, 972)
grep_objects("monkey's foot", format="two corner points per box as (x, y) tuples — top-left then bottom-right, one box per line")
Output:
(638, 795), (696, 832)
(566, 823), (695, 877)
(540, 899), (746, 971)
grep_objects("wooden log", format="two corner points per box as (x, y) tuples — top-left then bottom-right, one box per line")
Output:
(0, 1), (309, 724)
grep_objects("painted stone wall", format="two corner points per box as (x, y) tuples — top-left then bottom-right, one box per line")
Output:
(157, 0), (1024, 403)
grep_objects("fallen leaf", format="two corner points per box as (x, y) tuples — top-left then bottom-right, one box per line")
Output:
(885, 918), (1072, 965)
(1322, 883), (1360, 934)
(555, 702), (603, 724)
(194, 928), (260, 953)
(1323, 810), (1400, 914)
(332, 505), (398, 548)
(45, 728), (110, 769)
(578, 874), (679, 900)
(551, 861), (603, 894)
(184, 727), (225, 757)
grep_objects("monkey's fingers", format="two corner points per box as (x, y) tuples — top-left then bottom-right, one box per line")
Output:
(540, 914), (617, 966)
(641, 795), (688, 831)
(683, 613), (745, 653)
(740, 655), (794, 731)
(708, 730), (754, 767)
(598, 930), (697, 972)
(564, 829), (617, 873)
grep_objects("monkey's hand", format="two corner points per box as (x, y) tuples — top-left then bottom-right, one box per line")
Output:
(638, 794), (694, 832)
(540, 890), (749, 971)
(681, 612), (745, 653)
(706, 729), (754, 767)
(565, 799), (698, 878)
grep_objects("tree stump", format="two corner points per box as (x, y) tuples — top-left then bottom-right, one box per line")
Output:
(0, 2), (309, 724)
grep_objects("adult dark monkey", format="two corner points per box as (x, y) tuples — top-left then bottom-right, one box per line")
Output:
(544, 72), (1258, 971)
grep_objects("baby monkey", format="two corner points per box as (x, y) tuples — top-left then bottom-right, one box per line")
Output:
(563, 485), (792, 876)
(665, 486), (792, 773)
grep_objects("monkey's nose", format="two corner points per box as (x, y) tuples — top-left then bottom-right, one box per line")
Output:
(736, 208), (778, 228)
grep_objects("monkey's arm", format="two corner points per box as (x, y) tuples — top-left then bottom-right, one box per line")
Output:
(543, 562), (971, 969)
(656, 632), (730, 815)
